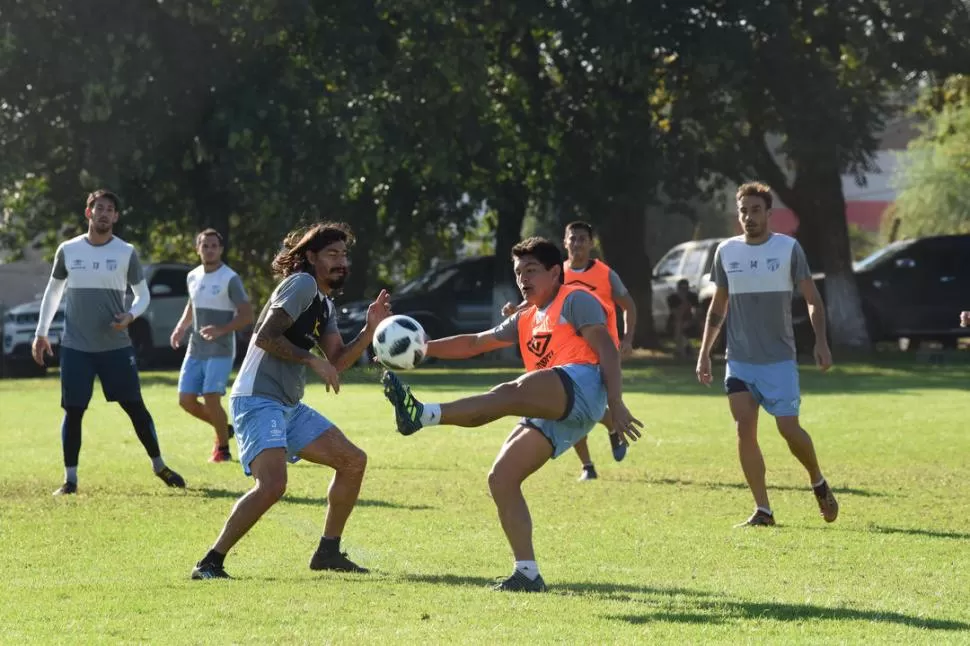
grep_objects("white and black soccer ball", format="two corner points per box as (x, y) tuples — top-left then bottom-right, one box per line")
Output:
(373, 315), (429, 371)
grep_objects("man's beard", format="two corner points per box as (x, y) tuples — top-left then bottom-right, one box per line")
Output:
(326, 271), (348, 290)
(93, 222), (112, 235)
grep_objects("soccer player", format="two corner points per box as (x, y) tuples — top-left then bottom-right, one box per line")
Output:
(695, 182), (838, 527)
(503, 221), (637, 480)
(170, 228), (254, 463)
(31, 189), (186, 495)
(191, 222), (391, 580)
(381, 237), (643, 592)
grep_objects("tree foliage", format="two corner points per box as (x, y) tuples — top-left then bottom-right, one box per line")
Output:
(892, 78), (970, 238)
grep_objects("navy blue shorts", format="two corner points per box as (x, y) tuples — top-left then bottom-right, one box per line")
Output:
(60, 346), (143, 409)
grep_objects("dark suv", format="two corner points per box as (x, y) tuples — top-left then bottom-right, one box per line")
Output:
(794, 234), (970, 348)
(337, 255), (497, 347)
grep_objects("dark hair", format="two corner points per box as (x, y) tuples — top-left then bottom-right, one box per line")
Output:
(86, 189), (121, 212)
(196, 228), (224, 247)
(736, 182), (773, 209)
(676, 278), (690, 289)
(511, 236), (563, 271)
(565, 220), (594, 238)
(271, 221), (355, 278)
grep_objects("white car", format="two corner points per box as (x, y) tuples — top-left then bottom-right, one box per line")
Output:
(2, 262), (194, 377)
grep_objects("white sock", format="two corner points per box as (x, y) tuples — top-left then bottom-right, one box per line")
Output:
(420, 404), (442, 426)
(151, 456), (166, 473)
(515, 560), (540, 580)
(812, 477), (826, 489)
(65, 467), (78, 484)
(756, 506), (773, 516)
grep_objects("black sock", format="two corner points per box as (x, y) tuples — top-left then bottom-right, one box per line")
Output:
(218, 444), (229, 451)
(119, 400), (161, 459)
(813, 480), (829, 497)
(61, 407), (85, 475)
(200, 549), (225, 568)
(318, 536), (340, 556)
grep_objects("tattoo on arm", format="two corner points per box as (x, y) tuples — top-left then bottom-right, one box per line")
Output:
(254, 308), (314, 364)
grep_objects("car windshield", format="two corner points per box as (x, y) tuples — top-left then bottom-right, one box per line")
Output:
(852, 240), (914, 271)
(396, 265), (459, 295)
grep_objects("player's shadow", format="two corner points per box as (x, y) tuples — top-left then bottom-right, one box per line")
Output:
(868, 525), (970, 540)
(405, 574), (967, 631)
(195, 486), (434, 511)
(640, 477), (884, 498)
(606, 598), (969, 631)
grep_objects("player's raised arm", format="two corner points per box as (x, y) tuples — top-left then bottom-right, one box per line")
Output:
(319, 289), (392, 371)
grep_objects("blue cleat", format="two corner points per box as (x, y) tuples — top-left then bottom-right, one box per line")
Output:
(381, 370), (425, 436)
(609, 431), (627, 462)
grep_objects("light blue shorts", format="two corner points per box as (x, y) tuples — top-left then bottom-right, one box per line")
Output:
(178, 355), (234, 396)
(523, 363), (608, 459)
(229, 395), (334, 476)
(725, 359), (801, 417)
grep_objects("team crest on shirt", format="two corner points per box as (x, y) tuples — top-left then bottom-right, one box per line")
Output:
(106, 259), (117, 271)
(210, 284), (222, 295)
(526, 333), (552, 357)
(767, 258), (780, 272)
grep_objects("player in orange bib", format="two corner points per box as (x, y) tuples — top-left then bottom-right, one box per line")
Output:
(381, 237), (642, 592)
(503, 221), (638, 480)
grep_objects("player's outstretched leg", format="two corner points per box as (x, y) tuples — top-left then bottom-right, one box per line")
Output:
(381, 368), (569, 436)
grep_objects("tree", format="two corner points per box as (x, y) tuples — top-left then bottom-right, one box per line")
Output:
(891, 81), (970, 237)
(662, 0), (970, 349)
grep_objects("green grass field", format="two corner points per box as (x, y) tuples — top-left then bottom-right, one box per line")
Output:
(1, 359), (969, 644)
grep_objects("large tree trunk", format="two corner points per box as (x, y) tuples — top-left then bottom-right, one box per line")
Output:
(788, 163), (871, 350)
(342, 187), (378, 301)
(597, 205), (659, 349)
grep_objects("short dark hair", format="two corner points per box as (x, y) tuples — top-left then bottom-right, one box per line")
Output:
(86, 189), (121, 211)
(565, 220), (594, 238)
(196, 228), (224, 246)
(511, 236), (563, 271)
(272, 221), (355, 278)
(736, 182), (773, 209)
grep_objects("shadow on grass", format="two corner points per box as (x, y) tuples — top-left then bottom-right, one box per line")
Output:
(869, 525), (970, 540)
(405, 573), (967, 631)
(607, 598), (968, 630)
(401, 574), (717, 600)
(637, 477), (884, 498)
(802, 524), (970, 541)
(195, 486), (434, 511)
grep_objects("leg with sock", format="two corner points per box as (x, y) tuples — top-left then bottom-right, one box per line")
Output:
(55, 406), (85, 495)
(119, 400), (185, 488)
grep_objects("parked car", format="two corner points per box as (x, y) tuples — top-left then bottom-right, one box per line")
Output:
(793, 234), (970, 349)
(337, 256), (497, 355)
(2, 262), (194, 376)
(650, 238), (726, 333)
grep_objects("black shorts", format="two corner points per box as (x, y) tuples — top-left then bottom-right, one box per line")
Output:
(60, 346), (142, 408)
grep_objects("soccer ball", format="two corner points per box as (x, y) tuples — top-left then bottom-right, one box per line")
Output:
(373, 315), (429, 371)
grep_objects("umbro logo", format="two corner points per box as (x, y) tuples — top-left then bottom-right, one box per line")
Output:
(567, 279), (597, 291)
(526, 333), (552, 357)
